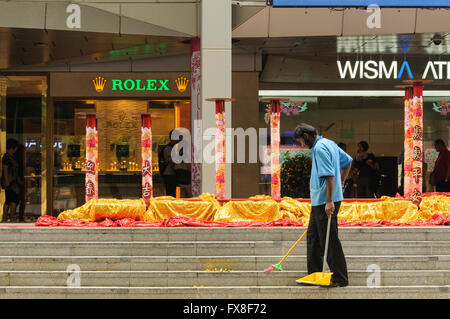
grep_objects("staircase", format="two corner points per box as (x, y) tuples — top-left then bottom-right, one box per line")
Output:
(0, 226), (448, 299)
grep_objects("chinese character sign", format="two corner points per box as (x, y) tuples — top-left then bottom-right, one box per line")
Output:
(141, 114), (153, 205)
(410, 83), (424, 206)
(85, 114), (98, 203)
(271, 100), (281, 200)
(215, 100), (226, 200)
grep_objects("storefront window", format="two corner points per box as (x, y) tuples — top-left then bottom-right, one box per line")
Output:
(259, 95), (450, 197)
(5, 97), (42, 220)
(52, 99), (191, 215)
(423, 98), (450, 191)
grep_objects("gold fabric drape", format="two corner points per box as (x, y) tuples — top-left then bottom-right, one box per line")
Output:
(58, 198), (146, 222)
(144, 193), (221, 222)
(57, 194), (450, 224)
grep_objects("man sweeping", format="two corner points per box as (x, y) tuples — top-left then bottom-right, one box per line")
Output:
(294, 123), (352, 287)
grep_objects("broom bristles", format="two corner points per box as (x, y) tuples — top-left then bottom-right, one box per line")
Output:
(264, 264), (283, 273)
(264, 266), (275, 273)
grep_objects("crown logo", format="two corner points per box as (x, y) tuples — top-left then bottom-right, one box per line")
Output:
(93, 76), (107, 92)
(175, 77), (189, 92)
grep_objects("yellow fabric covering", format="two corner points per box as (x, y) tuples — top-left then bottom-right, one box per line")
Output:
(338, 198), (424, 223)
(419, 195), (450, 218)
(143, 193), (221, 222)
(57, 198), (147, 222)
(57, 199), (95, 221)
(57, 194), (449, 223)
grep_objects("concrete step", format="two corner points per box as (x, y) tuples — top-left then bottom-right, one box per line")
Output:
(0, 285), (448, 299)
(0, 255), (449, 271)
(0, 241), (448, 256)
(0, 227), (448, 242)
(0, 270), (448, 287)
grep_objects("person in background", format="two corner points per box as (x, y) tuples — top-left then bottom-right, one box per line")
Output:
(159, 130), (179, 197)
(337, 142), (347, 152)
(338, 143), (354, 198)
(431, 139), (450, 192)
(353, 141), (380, 198)
(294, 123), (352, 288)
(172, 131), (192, 198)
(1, 139), (20, 222)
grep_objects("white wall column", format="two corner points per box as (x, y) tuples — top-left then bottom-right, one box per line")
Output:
(201, 0), (232, 198)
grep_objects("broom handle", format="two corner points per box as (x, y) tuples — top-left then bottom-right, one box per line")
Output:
(279, 230), (307, 265)
(322, 215), (332, 273)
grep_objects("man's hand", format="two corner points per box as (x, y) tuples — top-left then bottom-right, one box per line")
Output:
(325, 201), (335, 217)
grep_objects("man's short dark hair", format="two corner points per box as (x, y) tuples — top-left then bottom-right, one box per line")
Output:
(358, 141), (369, 152)
(294, 123), (317, 140)
(6, 138), (18, 150)
(338, 142), (346, 149)
(434, 139), (446, 147)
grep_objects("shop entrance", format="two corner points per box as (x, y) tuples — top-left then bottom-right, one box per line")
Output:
(0, 76), (47, 222)
(52, 98), (191, 216)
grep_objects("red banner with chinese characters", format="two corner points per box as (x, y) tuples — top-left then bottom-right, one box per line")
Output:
(215, 100), (225, 200)
(85, 114), (98, 203)
(271, 100), (281, 200)
(141, 114), (153, 206)
(411, 83), (423, 206)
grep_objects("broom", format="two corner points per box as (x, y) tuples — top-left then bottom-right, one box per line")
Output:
(264, 230), (307, 273)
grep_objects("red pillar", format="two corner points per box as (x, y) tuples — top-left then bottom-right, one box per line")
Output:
(85, 114), (98, 203)
(141, 113), (153, 205)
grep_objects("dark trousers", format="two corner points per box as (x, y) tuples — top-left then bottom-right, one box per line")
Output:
(307, 201), (348, 285)
(163, 174), (177, 197)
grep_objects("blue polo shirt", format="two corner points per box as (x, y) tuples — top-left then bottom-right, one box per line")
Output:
(310, 136), (353, 206)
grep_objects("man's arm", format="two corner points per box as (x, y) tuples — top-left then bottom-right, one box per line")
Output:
(325, 176), (335, 217)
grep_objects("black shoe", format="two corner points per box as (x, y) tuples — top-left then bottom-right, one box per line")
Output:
(325, 281), (348, 288)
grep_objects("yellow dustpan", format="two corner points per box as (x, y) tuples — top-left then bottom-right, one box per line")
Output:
(296, 215), (333, 287)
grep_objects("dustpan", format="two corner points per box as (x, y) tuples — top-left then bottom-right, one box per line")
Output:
(296, 215), (333, 287)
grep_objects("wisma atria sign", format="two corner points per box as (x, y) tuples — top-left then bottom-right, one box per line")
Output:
(272, 0), (450, 7)
(337, 60), (450, 80)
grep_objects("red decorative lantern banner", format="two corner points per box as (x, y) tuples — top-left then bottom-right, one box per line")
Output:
(206, 98), (234, 200)
(215, 100), (226, 200)
(141, 113), (153, 205)
(85, 114), (98, 203)
(270, 100), (281, 200)
(410, 82), (424, 206)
